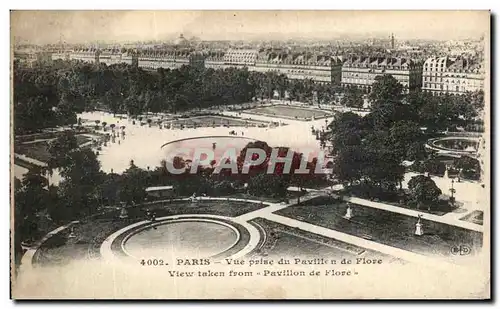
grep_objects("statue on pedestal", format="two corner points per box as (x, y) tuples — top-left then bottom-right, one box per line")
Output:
(68, 226), (76, 239)
(415, 214), (424, 236)
(190, 193), (198, 203)
(119, 203), (128, 219)
(344, 203), (353, 220)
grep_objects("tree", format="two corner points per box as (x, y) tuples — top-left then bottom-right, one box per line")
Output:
(360, 146), (405, 191)
(470, 89), (485, 111)
(99, 172), (121, 206)
(418, 98), (442, 132)
(406, 142), (427, 162)
(420, 156), (446, 177)
(327, 112), (365, 155)
(368, 75), (405, 129)
(368, 74), (404, 110)
(237, 141), (273, 179)
(247, 173), (290, 198)
(57, 149), (104, 219)
(387, 120), (424, 161)
(341, 86), (364, 108)
(331, 146), (364, 186)
(120, 164), (152, 204)
(454, 156), (480, 180)
(47, 131), (79, 169)
(407, 175), (442, 210)
(14, 168), (51, 248)
(13, 64), (77, 133)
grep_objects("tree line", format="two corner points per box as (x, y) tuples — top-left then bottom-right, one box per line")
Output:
(327, 74), (482, 210)
(14, 59), (484, 134)
(14, 60), (342, 134)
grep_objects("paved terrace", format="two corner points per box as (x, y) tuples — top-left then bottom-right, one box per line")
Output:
(341, 196), (483, 233)
(177, 190), (481, 270)
(234, 189), (482, 271)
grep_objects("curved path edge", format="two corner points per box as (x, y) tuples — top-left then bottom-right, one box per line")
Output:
(100, 214), (261, 266)
(19, 220), (79, 273)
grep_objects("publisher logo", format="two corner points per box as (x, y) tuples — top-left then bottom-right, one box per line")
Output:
(451, 245), (471, 256)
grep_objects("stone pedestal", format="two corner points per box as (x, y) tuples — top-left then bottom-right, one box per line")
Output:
(119, 207), (129, 219)
(344, 206), (353, 220)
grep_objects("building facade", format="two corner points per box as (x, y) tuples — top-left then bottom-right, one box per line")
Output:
(13, 51), (37, 67)
(223, 49), (259, 69)
(203, 50), (226, 70)
(69, 49), (99, 63)
(14, 51), (54, 67)
(137, 50), (193, 70)
(252, 50), (343, 84)
(99, 49), (135, 66)
(52, 51), (70, 61)
(422, 56), (484, 95)
(341, 55), (422, 92)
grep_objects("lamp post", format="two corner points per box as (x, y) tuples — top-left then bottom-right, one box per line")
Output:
(450, 179), (456, 207)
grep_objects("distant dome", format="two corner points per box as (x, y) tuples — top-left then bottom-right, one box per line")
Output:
(174, 34), (189, 46)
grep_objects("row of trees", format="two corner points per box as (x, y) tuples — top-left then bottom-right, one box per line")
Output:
(328, 74), (483, 209)
(14, 59), (484, 134)
(404, 89), (484, 133)
(328, 76), (429, 192)
(14, 60), (342, 134)
(140, 140), (327, 199)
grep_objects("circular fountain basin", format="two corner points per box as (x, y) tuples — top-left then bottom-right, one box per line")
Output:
(122, 219), (239, 259)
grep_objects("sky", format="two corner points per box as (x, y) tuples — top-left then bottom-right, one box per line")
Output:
(10, 10), (490, 44)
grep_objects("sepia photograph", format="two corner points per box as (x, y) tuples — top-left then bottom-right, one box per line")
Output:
(10, 10), (490, 299)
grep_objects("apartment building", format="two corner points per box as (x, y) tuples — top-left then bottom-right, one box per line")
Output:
(341, 55), (423, 92)
(422, 56), (484, 95)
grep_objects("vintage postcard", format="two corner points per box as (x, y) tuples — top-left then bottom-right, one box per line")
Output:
(10, 10), (490, 299)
